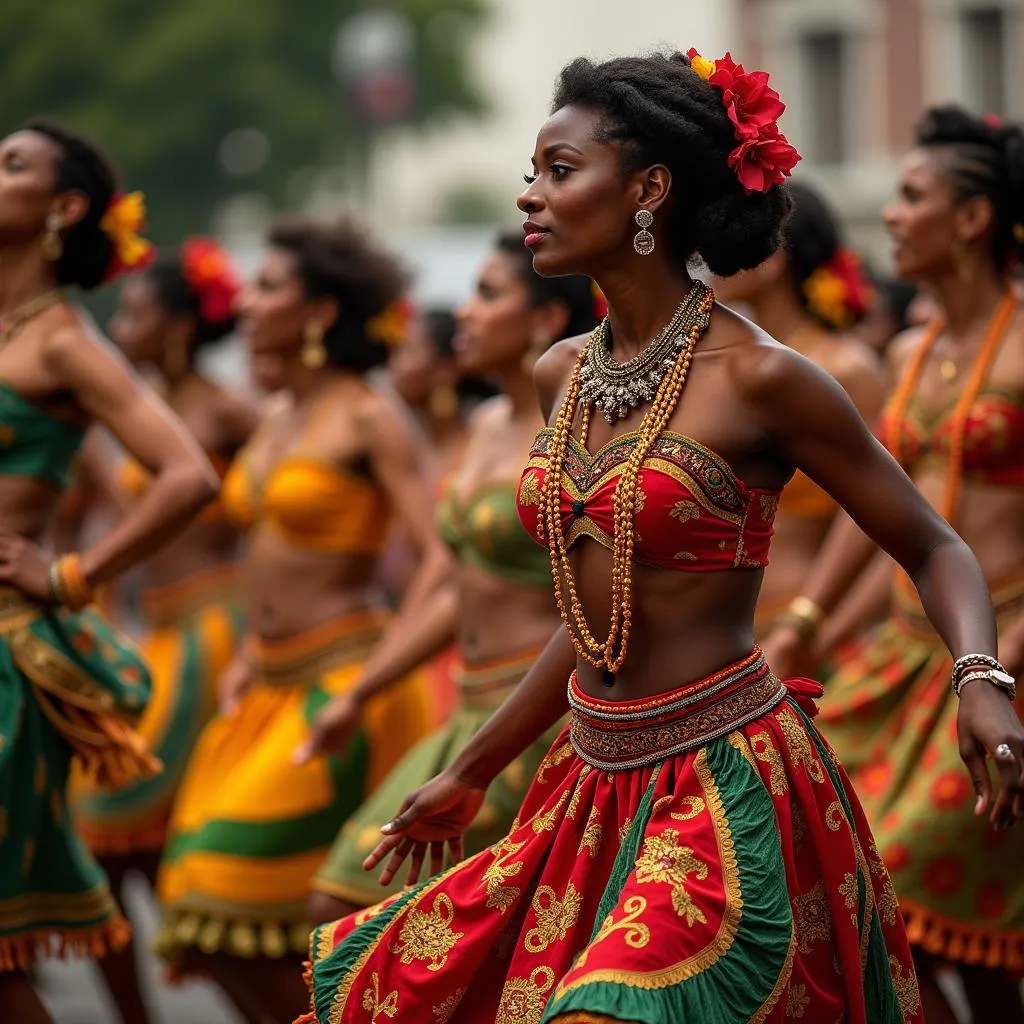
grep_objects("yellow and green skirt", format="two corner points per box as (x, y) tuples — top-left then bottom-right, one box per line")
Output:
(312, 646), (561, 906)
(155, 611), (433, 965)
(0, 587), (156, 970)
(71, 564), (243, 855)
(819, 571), (1024, 968)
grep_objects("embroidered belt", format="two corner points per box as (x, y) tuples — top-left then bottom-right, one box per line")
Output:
(257, 611), (386, 688)
(140, 563), (241, 628)
(454, 646), (544, 711)
(568, 649), (785, 771)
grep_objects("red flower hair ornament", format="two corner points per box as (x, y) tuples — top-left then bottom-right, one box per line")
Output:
(686, 48), (801, 194)
(181, 237), (241, 324)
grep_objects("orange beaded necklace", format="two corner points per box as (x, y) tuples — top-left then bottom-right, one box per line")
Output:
(537, 285), (715, 677)
(886, 290), (1018, 523)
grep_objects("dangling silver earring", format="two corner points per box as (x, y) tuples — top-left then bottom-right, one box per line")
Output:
(633, 209), (655, 256)
(42, 213), (63, 262)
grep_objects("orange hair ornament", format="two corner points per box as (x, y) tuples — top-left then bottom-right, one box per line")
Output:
(100, 192), (156, 282)
(367, 296), (416, 348)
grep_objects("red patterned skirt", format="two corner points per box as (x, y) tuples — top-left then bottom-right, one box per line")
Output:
(302, 650), (921, 1024)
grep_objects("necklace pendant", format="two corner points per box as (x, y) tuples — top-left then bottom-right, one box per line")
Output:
(601, 670), (616, 688)
(939, 359), (957, 382)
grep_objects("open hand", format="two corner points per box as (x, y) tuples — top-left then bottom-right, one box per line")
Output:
(957, 678), (1024, 829)
(363, 770), (486, 888)
(0, 533), (51, 603)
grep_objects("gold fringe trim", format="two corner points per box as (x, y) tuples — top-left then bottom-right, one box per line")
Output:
(294, 959), (318, 1024)
(154, 910), (310, 964)
(0, 914), (130, 972)
(902, 898), (1024, 970)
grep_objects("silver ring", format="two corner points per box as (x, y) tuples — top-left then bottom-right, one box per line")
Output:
(995, 743), (1015, 762)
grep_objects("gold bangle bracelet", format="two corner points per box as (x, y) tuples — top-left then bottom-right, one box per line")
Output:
(783, 596), (826, 636)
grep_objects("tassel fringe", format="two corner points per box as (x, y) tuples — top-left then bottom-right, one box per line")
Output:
(0, 915), (130, 972)
(902, 899), (1024, 970)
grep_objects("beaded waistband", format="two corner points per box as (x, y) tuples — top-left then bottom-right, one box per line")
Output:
(569, 649), (785, 771)
(454, 645), (545, 711)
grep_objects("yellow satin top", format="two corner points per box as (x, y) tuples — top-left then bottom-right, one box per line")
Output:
(119, 452), (231, 524)
(777, 470), (836, 520)
(220, 451), (389, 555)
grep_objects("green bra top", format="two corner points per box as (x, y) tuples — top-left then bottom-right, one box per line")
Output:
(437, 477), (551, 589)
(0, 381), (85, 490)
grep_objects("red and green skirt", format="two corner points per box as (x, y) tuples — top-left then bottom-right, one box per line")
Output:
(819, 572), (1024, 968)
(302, 650), (921, 1024)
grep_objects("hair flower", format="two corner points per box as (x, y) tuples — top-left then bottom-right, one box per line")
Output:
(804, 248), (874, 329)
(181, 237), (240, 323)
(367, 296), (416, 348)
(686, 48), (800, 194)
(100, 192), (156, 282)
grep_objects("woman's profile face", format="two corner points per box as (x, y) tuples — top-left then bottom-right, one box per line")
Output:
(516, 104), (640, 278)
(882, 149), (962, 281)
(109, 274), (168, 366)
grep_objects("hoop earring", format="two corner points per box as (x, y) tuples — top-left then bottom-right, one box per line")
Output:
(633, 209), (655, 256)
(301, 321), (327, 369)
(42, 214), (64, 262)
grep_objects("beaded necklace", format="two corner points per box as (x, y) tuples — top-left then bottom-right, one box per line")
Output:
(886, 290), (1018, 523)
(537, 283), (715, 681)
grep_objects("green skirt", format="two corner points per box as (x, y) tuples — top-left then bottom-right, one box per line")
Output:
(312, 646), (556, 906)
(819, 572), (1024, 969)
(0, 588), (154, 970)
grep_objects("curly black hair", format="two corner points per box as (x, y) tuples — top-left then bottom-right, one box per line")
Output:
(268, 217), (409, 373)
(551, 51), (792, 277)
(916, 105), (1024, 269)
(143, 257), (236, 351)
(495, 232), (599, 339)
(23, 118), (118, 292)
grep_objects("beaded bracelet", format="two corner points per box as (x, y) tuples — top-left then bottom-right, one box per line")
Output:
(951, 655), (1016, 703)
(47, 553), (94, 611)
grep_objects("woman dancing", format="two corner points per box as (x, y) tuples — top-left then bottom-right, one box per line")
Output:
(0, 120), (217, 1022)
(307, 232), (597, 922)
(770, 106), (1024, 1023)
(155, 217), (448, 1023)
(70, 237), (257, 1024)
(301, 52), (1023, 1024)
(712, 181), (885, 632)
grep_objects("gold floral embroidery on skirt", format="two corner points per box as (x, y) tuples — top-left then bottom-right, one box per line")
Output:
(389, 894), (463, 971)
(524, 882), (583, 953)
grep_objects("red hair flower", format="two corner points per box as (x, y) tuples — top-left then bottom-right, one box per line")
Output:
(101, 192), (156, 283)
(803, 248), (874, 329)
(181, 237), (240, 324)
(686, 48), (801, 194)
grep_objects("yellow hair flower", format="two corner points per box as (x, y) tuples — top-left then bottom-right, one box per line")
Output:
(100, 192), (155, 279)
(803, 267), (849, 329)
(686, 48), (717, 82)
(367, 298), (414, 348)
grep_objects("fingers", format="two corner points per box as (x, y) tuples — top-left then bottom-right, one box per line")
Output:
(429, 841), (445, 879)
(960, 741), (991, 817)
(362, 833), (405, 873)
(378, 838), (413, 887)
(989, 738), (1024, 829)
(292, 727), (321, 766)
(449, 837), (465, 866)
(405, 842), (427, 888)
(381, 793), (420, 836)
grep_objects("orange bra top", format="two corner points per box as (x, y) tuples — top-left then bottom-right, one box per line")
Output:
(878, 387), (1024, 488)
(220, 449), (390, 555)
(517, 427), (780, 572)
(777, 469), (836, 520)
(119, 452), (231, 523)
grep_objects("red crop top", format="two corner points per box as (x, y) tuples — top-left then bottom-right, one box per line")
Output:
(878, 389), (1024, 488)
(516, 428), (781, 572)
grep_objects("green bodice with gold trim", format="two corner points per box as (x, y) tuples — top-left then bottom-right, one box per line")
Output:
(0, 381), (84, 490)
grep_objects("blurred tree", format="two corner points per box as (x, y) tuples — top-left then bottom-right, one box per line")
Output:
(0, 0), (487, 243)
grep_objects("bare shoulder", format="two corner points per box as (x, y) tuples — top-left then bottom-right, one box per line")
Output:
(467, 394), (510, 436)
(885, 324), (930, 378)
(534, 334), (587, 423)
(41, 317), (120, 376)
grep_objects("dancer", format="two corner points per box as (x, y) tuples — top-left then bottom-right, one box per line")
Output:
(155, 217), (449, 1024)
(0, 120), (217, 1022)
(307, 232), (598, 921)
(769, 106), (1024, 1024)
(713, 181), (884, 631)
(300, 51), (1022, 1024)
(69, 238), (257, 1024)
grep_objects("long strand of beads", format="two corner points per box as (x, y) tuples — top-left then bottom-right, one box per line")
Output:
(538, 286), (715, 672)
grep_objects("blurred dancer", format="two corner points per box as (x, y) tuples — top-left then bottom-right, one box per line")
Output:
(714, 181), (885, 632)
(155, 217), (448, 1023)
(0, 120), (216, 1023)
(307, 232), (599, 922)
(69, 239), (257, 1024)
(302, 52), (1021, 1023)
(770, 106), (1024, 1023)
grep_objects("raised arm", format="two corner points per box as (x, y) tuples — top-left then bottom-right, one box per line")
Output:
(741, 342), (1023, 826)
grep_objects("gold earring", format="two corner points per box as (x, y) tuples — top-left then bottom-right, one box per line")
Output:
(301, 322), (326, 369)
(633, 209), (655, 256)
(43, 214), (63, 261)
